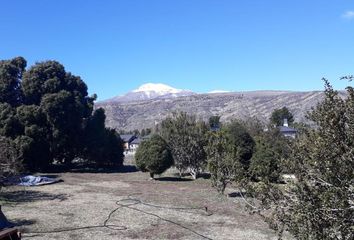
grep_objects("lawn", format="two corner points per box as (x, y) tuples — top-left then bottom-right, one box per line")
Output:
(1, 164), (290, 240)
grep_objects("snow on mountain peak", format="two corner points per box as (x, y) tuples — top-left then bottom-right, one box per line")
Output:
(132, 83), (185, 94)
(104, 83), (195, 103)
(208, 90), (231, 94)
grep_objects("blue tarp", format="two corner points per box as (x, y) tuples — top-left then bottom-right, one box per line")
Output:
(18, 175), (61, 186)
(2, 175), (62, 186)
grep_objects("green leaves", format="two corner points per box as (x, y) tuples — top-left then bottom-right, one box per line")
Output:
(205, 121), (255, 194)
(251, 79), (354, 239)
(135, 134), (173, 177)
(270, 107), (294, 127)
(159, 112), (208, 179)
(0, 57), (25, 106)
(0, 57), (124, 171)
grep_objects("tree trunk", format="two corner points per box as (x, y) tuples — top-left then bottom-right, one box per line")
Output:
(149, 172), (154, 180)
(190, 169), (198, 180)
(178, 169), (183, 178)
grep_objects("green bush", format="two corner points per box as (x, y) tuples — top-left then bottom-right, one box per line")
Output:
(135, 134), (173, 178)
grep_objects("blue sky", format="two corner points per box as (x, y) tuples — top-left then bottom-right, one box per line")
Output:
(1, 0), (353, 100)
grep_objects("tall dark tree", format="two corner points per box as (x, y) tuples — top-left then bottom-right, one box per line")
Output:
(40, 90), (86, 163)
(82, 108), (124, 167)
(0, 57), (123, 170)
(21, 61), (95, 164)
(270, 107), (294, 127)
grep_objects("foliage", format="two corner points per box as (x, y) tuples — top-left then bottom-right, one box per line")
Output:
(0, 57), (26, 106)
(159, 112), (208, 179)
(250, 127), (292, 182)
(249, 136), (281, 183)
(205, 121), (255, 194)
(0, 103), (22, 138)
(15, 104), (51, 170)
(241, 117), (264, 138)
(205, 130), (242, 194)
(82, 108), (124, 167)
(246, 80), (354, 239)
(223, 120), (255, 174)
(0, 137), (21, 181)
(140, 128), (152, 137)
(270, 107), (294, 127)
(0, 57), (124, 171)
(208, 115), (221, 129)
(135, 134), (173, 178)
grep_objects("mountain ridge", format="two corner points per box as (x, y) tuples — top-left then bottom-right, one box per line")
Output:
(96, 89), (343, 131)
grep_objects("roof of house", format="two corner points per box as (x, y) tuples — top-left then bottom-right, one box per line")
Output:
(279, 126), (297, 133)
(131, 138), (142, 145)
(120, 134), (137, 143)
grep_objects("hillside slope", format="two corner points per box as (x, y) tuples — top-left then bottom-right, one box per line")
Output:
(96, 90), (338, 131)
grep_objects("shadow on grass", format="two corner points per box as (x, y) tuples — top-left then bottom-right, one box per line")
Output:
(228, 191), (247, 198)
(198, 173), (211, 179)
(10, 218), (37, 227)
(171, 172), (211, 180)
(70, 164), (138, 174)
(0, 189), (67, 204)
(155, 177), (193, 182)
(45, 164), (138, 174)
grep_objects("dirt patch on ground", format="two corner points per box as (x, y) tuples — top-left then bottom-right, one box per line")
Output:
(1, 166), (289, 240)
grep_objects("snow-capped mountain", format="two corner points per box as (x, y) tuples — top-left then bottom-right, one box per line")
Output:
(104, 83), (195, 103)
(208, 90), (231, 94)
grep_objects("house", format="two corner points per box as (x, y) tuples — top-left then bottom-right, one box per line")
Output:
(120, 134), (152, 153)
(120, 134), (137, 151)
(129, 137), (141, 151)
(279, 119), (297, 138)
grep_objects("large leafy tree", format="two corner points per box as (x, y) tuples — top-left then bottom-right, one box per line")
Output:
(159, 112), (208, 179)
(205, 130), (241, 194)
(0, 57), (124, 170)
(21, 61), (95, 164)
(283, 80), (353, 239)
(246, 80), (354, 239)
(205, 121), (255, 194)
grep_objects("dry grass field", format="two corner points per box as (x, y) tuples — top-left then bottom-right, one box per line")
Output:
(1, 160), (290, 240)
